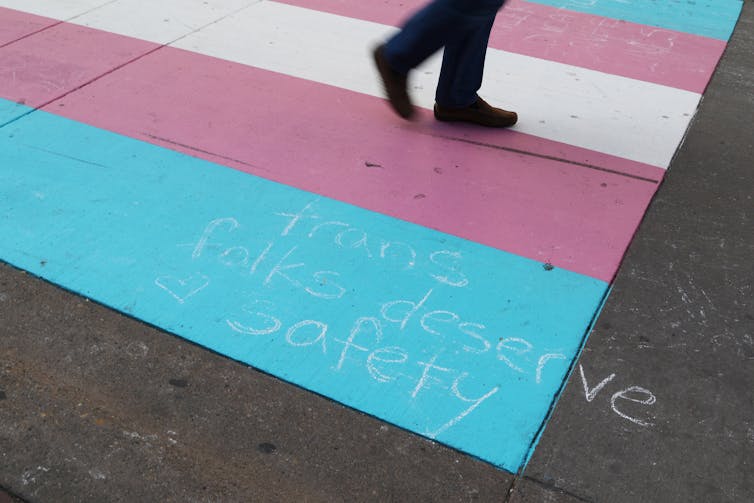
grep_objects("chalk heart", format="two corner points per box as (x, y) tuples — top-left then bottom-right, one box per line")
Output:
(155, 273), (210, 304)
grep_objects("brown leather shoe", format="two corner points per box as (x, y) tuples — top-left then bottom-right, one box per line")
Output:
(434, 97), (518, 128)
(372, 45), (415, 120)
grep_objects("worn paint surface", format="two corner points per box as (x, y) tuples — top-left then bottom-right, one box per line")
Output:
(0, 0), (743, 472)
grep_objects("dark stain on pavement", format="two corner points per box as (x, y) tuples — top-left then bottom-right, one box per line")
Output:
(169, 378), (188, 388)
(258, 442), (277, 454)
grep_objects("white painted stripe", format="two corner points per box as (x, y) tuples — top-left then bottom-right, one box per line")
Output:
(0, 0), (259, 44)
(2, 0), (701, 167)
(69, 0), (259, 45)
(171, 1), (703, 168)
(0, 0), (112, 20)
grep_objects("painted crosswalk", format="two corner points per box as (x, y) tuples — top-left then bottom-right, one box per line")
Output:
(0, 0), (743, 472)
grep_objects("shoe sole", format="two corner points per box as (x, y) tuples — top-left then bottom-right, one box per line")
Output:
(434, 105), (517, 128)
(373, 46), (415, 120)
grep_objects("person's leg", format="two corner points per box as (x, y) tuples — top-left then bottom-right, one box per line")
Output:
(374, 0), (458, 119)
(434, 12), (497, 108)
(433, 0), (517, 127)
(374, 0), (516, 126)
(381, 0), (460, 76)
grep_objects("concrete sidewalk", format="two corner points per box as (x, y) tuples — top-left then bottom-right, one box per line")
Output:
(1, 1), (752, 502)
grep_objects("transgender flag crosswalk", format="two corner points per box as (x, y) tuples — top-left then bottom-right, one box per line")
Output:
(0, 0), (743, 472)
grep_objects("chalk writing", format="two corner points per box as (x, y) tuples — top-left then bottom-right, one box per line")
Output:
(537, 353), (567, 384)
(579, 364), (615, 402)
(578, 364), (656, 427)
(276, 201), (469, 287)
(154, 273), (210, 304)
(227, 300), (281, 336)
(426, 373), (500, 439)
(155, 199), (576, 437)
(611, 386), (657, 427)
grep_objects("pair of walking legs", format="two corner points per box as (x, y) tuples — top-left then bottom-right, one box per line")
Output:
(374, 0), (517, 127)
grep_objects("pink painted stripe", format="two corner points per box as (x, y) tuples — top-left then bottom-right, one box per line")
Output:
(277, 0), (726, 94)
(0, 7), (58, 47)
(0, 16), (158, 109)
(0, 11), (662, 181)
(0, 15), (662, 281)
(30, 35), (662, 282)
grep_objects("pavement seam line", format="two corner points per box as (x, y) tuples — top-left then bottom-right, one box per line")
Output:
(424, 132), (662, 183)
(66, 0), (121, 23)
(508, 475), (595, 503)
(0, 43), (166, 130)
(0, 0), (118, 50)
(0, 0), (264, 132)
(0, 19), (64, 50)
(140, 133), (266, 171)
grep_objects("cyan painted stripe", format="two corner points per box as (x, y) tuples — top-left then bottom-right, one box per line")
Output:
(525, 0), (743, 41)
(0, 103), (607, 471)
(0, 98), (27, 124)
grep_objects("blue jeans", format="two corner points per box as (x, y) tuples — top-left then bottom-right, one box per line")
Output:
(383, 0), (506, 108)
